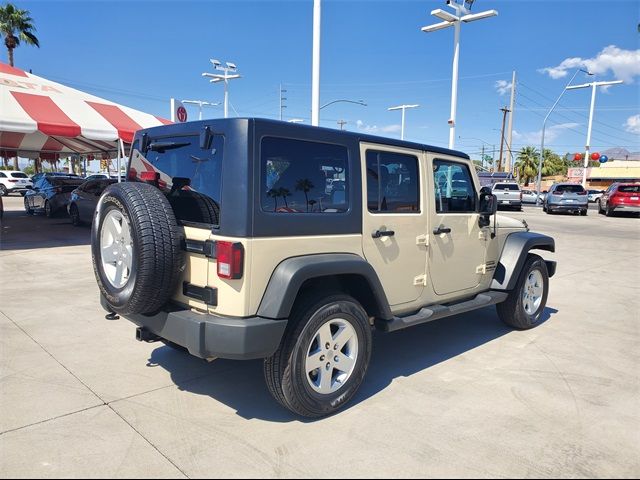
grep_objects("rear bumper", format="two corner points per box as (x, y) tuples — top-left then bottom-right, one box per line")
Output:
(548, 203), (587, 211)
(610, 204), (640, 213)
(101, 296), (287, 360)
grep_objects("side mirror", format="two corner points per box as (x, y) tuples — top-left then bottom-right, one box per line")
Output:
(478, 187), (497, 227)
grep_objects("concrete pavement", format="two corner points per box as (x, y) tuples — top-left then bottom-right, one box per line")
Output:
(1, 195), (639, 478)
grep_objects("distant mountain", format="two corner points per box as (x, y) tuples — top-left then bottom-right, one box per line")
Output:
(602, 148), (640, 161)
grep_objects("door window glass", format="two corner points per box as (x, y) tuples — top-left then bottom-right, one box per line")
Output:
(433, 159), (477, 213)
(366, 150), (420, 213)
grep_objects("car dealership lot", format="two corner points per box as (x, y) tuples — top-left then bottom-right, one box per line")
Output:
(1, 196), (639, 478)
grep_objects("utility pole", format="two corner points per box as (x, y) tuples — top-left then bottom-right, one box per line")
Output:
(505, 70), (516, 173)
(279, 84), (287, 121)
(337, 120), (347, 130)
(497, 106), (510, 172)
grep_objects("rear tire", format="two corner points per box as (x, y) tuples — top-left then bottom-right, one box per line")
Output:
(605, 206), (614, 217)
(580, 209), (587, 216)
(497, 254), (549, 330)
(264, 293), (372, 418)
(24, 197), (33, 215)
(44, 200), (53, 218)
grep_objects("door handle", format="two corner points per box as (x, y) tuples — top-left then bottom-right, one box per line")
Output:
(433, 226), (452, 235)
(372, 229), (395, 239)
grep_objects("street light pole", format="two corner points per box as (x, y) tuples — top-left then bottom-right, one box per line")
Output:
(182, 100), (220, 120)
(566, 79), (623, 188)
(388, 104), (419, 140)
(202, 59), (241, 119)
(311, 0), (321, 126)
(422, 0), (498, 150)
(535, 68), (592, 204)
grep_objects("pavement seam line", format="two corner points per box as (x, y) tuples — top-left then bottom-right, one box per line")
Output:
(0, 404), (105, 436)
(0, 307), (107, 405)
(107, 404), (190, 479)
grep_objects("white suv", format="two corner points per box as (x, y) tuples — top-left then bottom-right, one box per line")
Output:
(0, 170), (33, 196)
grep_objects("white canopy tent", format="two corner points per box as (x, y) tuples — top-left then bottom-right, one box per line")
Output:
(0, 61), (170, 174)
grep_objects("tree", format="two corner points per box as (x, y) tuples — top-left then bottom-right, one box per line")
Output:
(295, 178), (314, 212)
(278, 187), (291, 208)
(266, 188), (280, 212)
(0, 3), (39, 67)
(514, 146), (539, 185)
(541, 149), (567, 177)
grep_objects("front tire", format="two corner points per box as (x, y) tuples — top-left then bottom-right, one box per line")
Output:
(69, 203), (81, 226)
(264, 294), (372, 418)
(24, 197), (33, 215)
(0, 185), (7, 196)
(44, 200), (53, 218)
(497, 254), (549, 330)
(597, 199), (604, 214)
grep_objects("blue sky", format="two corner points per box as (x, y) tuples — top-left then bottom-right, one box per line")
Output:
(8, 0), (640, 160)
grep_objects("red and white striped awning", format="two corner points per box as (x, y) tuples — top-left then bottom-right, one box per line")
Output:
(0, 62), (171, 158)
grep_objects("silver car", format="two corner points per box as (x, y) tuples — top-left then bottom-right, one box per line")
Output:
(543, 183), (588, 216)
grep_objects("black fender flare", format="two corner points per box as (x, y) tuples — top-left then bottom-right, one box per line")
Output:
(257, 253), (393, 320)
(491, 232), (556, 291)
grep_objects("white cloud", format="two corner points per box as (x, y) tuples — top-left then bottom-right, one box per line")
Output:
(355, 120), (401, 135)
(624, 114), (640, 135)
(539, 45), (640, 83)
(495, 80), (513, 96)
(513, 122), (581, 145)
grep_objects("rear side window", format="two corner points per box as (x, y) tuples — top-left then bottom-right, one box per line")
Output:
(619, 185), (640, 193)
(129, 134), (224, 227)
(10, 172), (28, 178)
(433, 159), (477, 213)
(366, 150), (420, 213)
(554, 184), (584, 193)
(261, 137), (349, 214)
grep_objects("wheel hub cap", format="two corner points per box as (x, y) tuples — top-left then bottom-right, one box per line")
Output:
(522, 270), (543, 315)
(100, 210), (134, 288)
(305, 318), (358, 395)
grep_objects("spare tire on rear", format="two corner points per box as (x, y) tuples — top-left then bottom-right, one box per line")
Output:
(92, 182), (185, 315)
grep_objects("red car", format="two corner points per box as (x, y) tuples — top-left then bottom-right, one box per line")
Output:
(597, 183), (640, 217)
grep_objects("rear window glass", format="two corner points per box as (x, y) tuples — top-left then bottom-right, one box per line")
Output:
(10, 172), (28, 178)
(51, 178), (84, 186)
(493, 183), (519, 191)
(619, 185), (640, 193)
(129, 134), (224, 227)
(554, 184), (585, 193)
(261, 137), (349, 214)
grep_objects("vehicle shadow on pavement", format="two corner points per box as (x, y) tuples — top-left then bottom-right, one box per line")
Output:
(146, 305), (558, 423)
(0, 209), (90, 250)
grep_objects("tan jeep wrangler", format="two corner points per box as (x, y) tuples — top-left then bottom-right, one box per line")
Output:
(92, 118), (556, 418)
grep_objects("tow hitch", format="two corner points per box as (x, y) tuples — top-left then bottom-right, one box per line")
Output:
(136, 327), (160, 343)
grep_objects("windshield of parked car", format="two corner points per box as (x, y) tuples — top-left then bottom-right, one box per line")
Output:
(129, 134), (223, 227)
(493, 183), (519, 191)
(619, 185), (640, 193)
(554, 184), (584, 193)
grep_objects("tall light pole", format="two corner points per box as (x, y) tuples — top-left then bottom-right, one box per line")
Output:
(182, 100), (220, 120)
(535, 68), (592, 204)
(311, 0), (321, 126)
(566, 79), (624, 188)
(388, 104), (419, 140)
(421, 0), (498, 150)
(202, 59), (241, 119)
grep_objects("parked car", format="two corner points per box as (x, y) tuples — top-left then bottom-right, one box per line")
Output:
(588, 189), (605, 203)
(92, 118), (556, 418)
(597, 183), (640, 217)
(0, 170), (33, 196)
(68, 178), (118, 226)
(492, 182), (522, 210)
(24, 175), (85, 217)
(543, 183), (588, 215)
(521, 189), (541, 204)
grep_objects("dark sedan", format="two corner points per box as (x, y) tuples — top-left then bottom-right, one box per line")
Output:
(68, 178), (118, 226)
(24, 175), (85, 217)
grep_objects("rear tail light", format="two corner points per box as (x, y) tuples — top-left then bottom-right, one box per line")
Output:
(216, 241), (244, 280)
(8, 179), (18, 183)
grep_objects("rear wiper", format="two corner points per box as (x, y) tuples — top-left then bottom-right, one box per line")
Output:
(147, 141), (190, 152)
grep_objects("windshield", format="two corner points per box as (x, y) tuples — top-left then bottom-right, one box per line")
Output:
(128, 134), (223, 227)
(554, 184), (585, 194)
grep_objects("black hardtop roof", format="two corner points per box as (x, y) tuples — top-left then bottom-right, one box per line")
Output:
(137, 117), (470, 160)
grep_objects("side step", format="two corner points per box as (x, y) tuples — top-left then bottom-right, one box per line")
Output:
(375, 291), (509, 333)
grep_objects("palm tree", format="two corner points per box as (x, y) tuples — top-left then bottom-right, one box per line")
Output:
(267, 188), (279, 212)
(514, 146), (539, 186)
(0, 3), (39, 67)
(295, 178), (314, 212)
